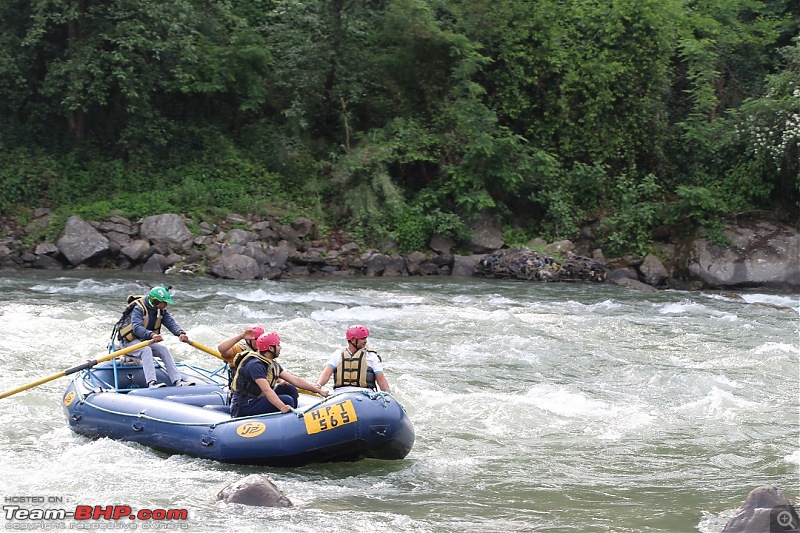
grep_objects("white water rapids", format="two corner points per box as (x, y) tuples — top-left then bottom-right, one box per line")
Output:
(0, 271), (797, 532)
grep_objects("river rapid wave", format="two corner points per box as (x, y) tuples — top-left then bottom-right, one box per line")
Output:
(0, 270), (797, 532)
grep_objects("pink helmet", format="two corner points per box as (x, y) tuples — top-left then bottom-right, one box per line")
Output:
(248, 324), (265, 339)
(256, 332), (280, 351)
(346, 325), (370, 341)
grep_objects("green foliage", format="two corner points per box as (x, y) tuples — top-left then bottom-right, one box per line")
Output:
(394, 208), (430, 255)
(502, 226), (530, 248)
(598, 174), (663, 256)
(732, 37), (800, 214)
(0, 0), (795, 255)
(0, 148), (54, 215)
(667, 186), (728, 224)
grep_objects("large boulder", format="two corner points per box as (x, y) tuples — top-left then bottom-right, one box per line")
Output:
(56, 216), (111, 266)
(723, 485), (798, 533)
(640, 254), (669, 287)
(466, 216), (504, 253)
(208, 253), (262, 280)
(452, 255), (480, 277)
(139, 214), (193, 248)
(217, 474), (292, 507)
(686, 220), (800, 290)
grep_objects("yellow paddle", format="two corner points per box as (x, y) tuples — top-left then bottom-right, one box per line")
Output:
(187, 339), (224, 360)
(186, 339), (321, 396)
(0, 340), (154, 399)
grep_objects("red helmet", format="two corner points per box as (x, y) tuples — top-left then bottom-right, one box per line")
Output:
(346, 325), (369, 341)
(248, 324), (265, 339)
(256, 332), (280, 351)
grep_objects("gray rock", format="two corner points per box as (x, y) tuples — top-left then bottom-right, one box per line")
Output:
(383, 256), (407, 276)
(608, 268), (638, 283)
(32, 255), (63, 270)
(98, 221), (137, 235)
(142, 254), (167, 273)
(56, 216), (111, 266)
(612, 278), (658, 292)
(405, 252), (426, 275)
(452, 255), (479, 277)
(104, 231), (131, 247)
(208, 253), (262, 280)
(544, 240), (575, 255)
(723, 485), (798, 533)
(341, 242), (360, 255)
(366, 253), (389, 276)
(466, 216), (504, 253)
(225, 213), (247, 225)
(291, 216), (316, 238)
(265, 246), (289, 270)
(688, 220), (800, 290)
(217, 474), (292, 507)
(34, 243), (59, 256)
(640, 254), (669, 287)
(140, 214), (192, 248)
(419, 262), (440, 275)
(120, 240), (151, 262)
(430, 234), (455, 254)
(224, 229), (259, 246)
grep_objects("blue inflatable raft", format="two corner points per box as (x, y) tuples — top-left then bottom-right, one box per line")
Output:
(61, 359), (414, 467)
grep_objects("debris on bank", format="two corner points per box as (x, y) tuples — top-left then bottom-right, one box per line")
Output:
(475, 248), (607, 282)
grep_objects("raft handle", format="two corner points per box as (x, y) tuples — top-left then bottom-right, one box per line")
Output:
(132, 422), (144, 432)
(201, 437), (214, 447)
(370, 425), (389, 437)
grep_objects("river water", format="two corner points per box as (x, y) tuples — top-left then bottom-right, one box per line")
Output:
(0, 270), (797, 532)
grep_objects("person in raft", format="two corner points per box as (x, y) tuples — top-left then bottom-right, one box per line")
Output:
(228, 332), (329, 417)
(316, 325), (392, 393)
(117, 286), (192, 388)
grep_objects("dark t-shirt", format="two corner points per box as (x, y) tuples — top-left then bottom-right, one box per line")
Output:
(231, 357), (284, 405)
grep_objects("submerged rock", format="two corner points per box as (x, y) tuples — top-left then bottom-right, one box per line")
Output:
(722, 485), (798, 533)
(217, 474), (293, 507)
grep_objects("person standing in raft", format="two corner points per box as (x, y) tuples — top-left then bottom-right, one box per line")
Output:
(117, 286), (192, 388)
(316, 325), (392, 393)
(229, 332), (329, 417)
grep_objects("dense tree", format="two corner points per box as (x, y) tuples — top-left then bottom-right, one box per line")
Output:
(0, 0), (796, 253)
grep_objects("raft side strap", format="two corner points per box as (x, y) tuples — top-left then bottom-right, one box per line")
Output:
(81, 398), (287, 428)
(80, 389), (406, 427)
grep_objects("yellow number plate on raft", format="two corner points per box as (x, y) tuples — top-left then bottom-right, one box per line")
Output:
(304, 400), (358, 435)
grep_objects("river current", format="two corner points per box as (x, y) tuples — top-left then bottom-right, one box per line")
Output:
(0, 270), (797, 532)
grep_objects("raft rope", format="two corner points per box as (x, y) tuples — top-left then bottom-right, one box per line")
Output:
(75, 389), (404, 429)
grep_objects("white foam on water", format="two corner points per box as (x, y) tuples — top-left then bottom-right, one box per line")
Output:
(754, 341), (800, 356)
(740, 292), (800, 309)
(673, 386), (762, 420)
(1, 274), (796, 533)
(659, 300), (722, 316)
(786, 448), (800, 466)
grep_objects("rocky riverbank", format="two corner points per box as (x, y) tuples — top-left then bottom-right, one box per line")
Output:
(1, 210), (798, 292)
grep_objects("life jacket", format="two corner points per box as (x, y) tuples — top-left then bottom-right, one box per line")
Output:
(333, 348), (380, 390)
(230, 350), (281, 399)
(116, 295), (163, 343)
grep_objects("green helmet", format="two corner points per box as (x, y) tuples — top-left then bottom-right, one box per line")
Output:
(148, 286), (174, 305)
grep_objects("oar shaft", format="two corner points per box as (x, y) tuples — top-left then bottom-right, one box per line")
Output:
(0, 372), (70, 399)
(0, 340), (153, 400)
(187, 340), (224, 360)
(188, 340), (321, 396)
